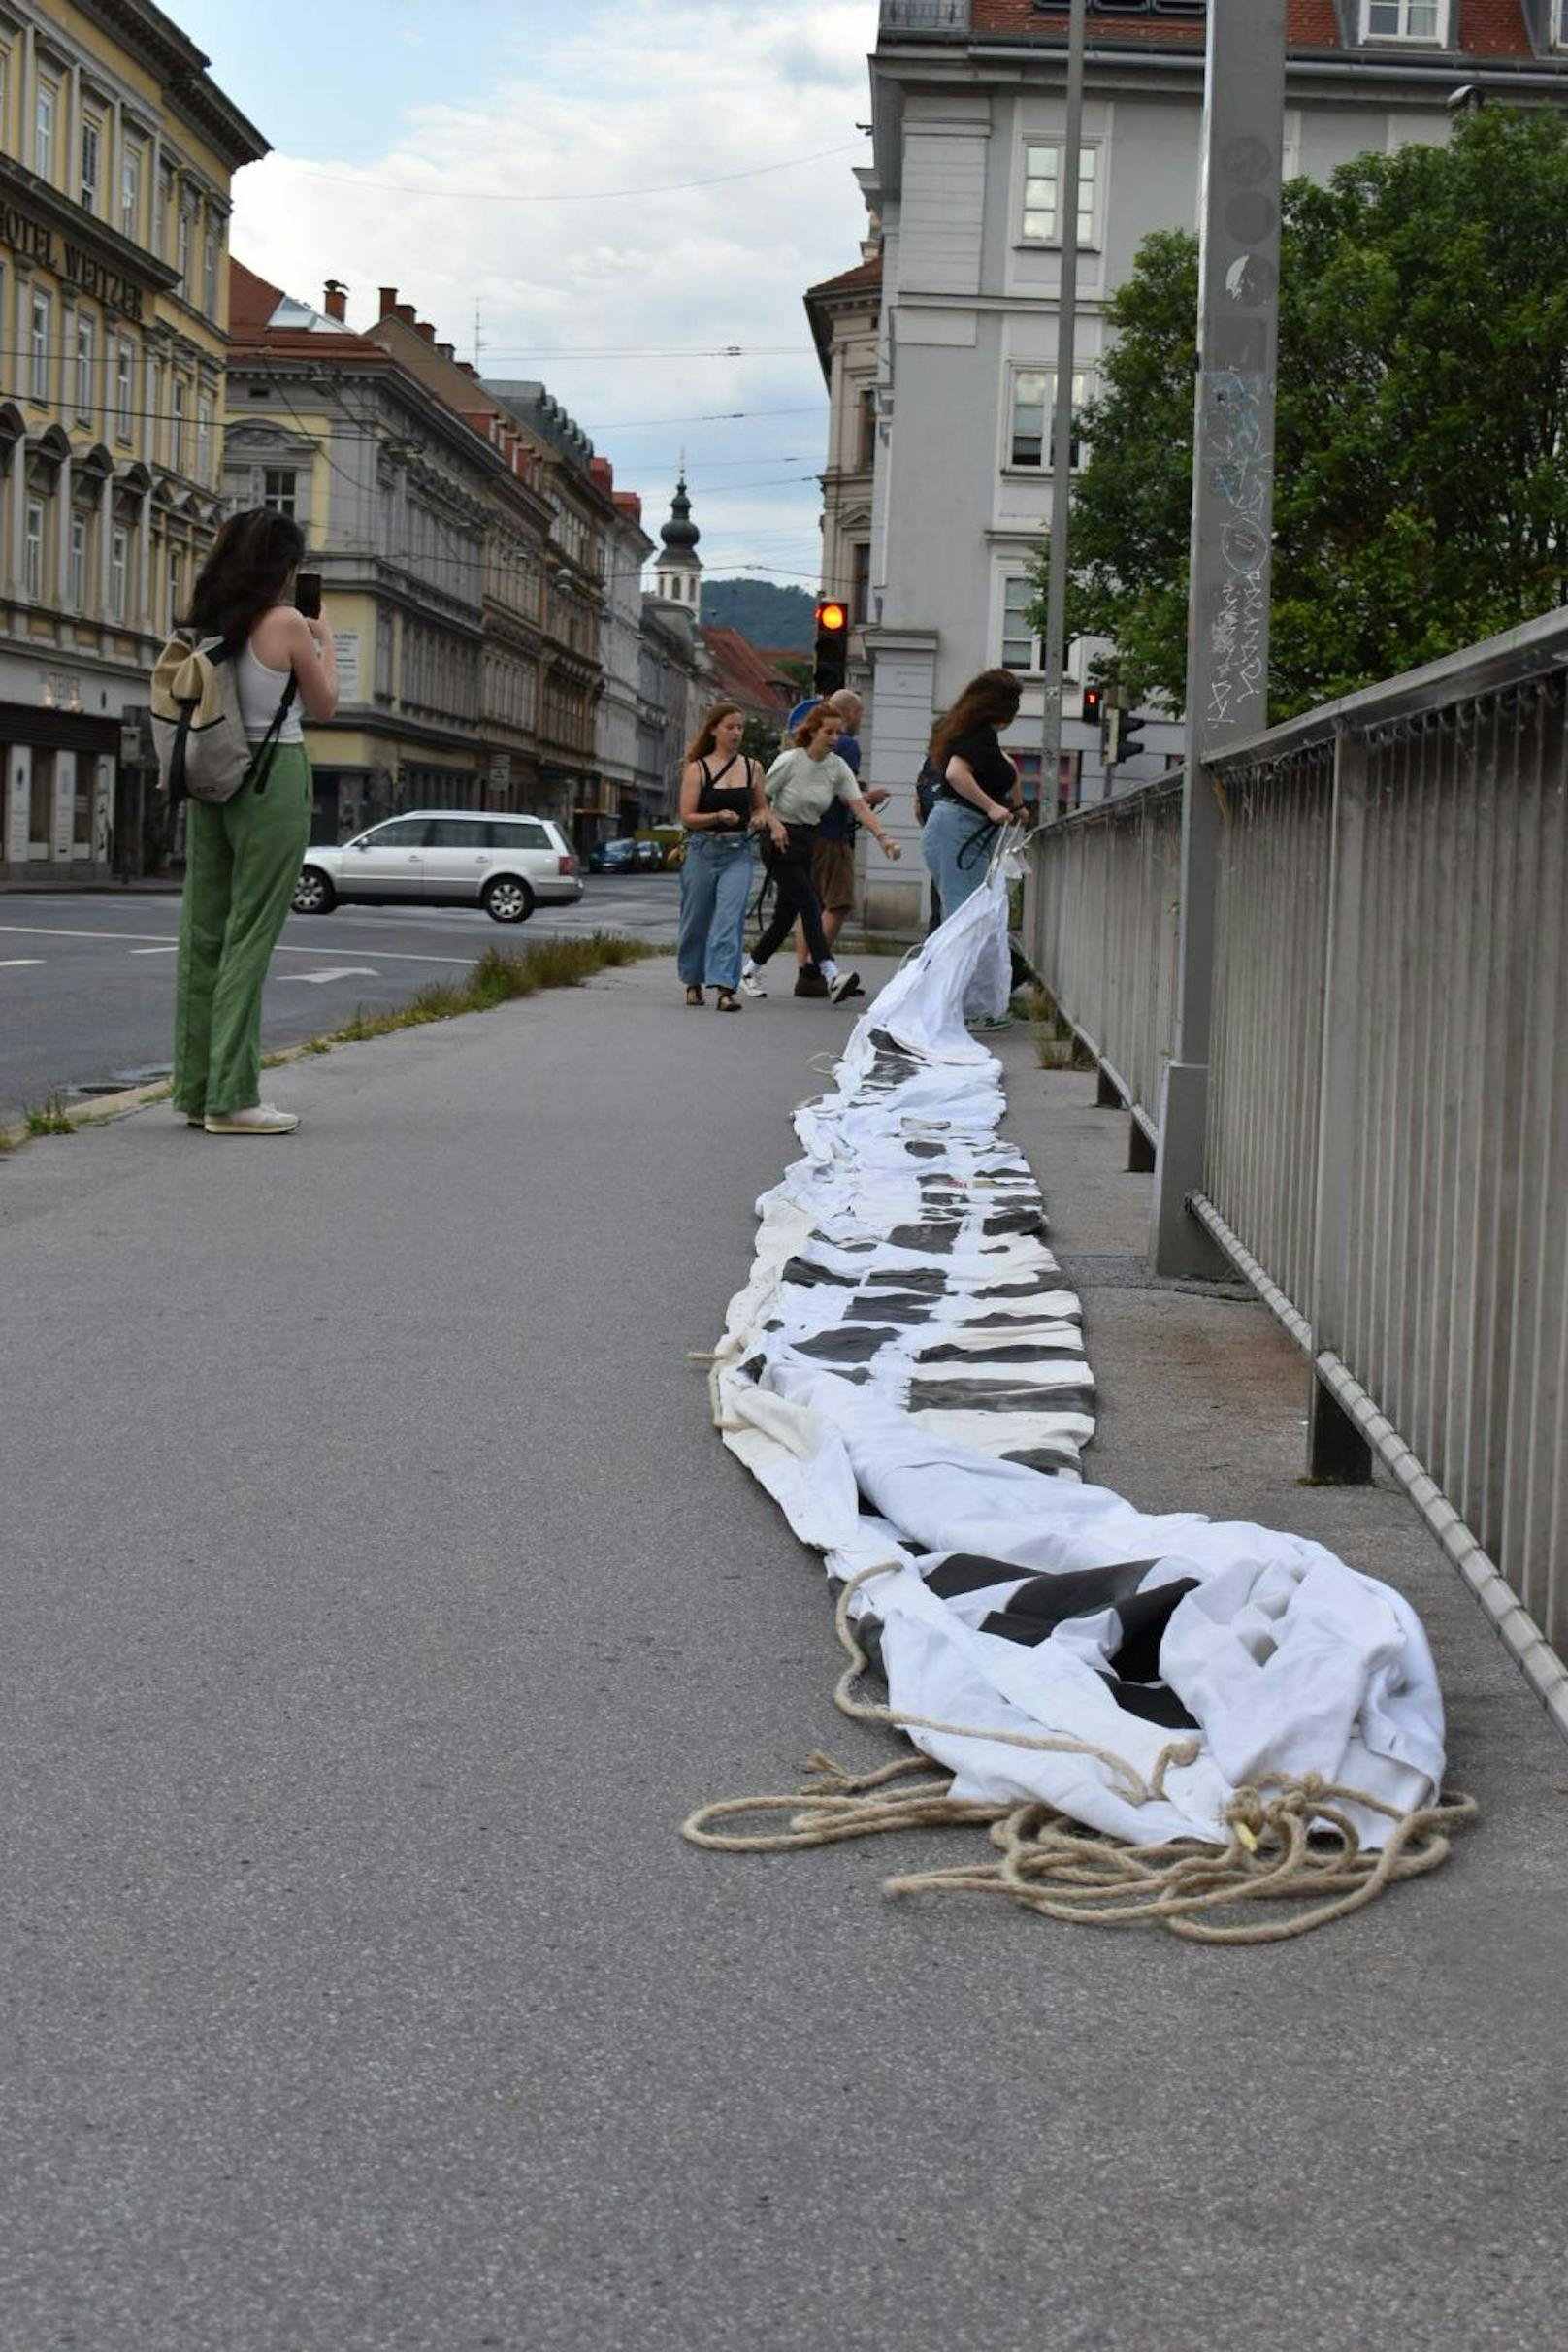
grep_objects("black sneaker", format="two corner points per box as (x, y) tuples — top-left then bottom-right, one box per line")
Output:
(828, 969), (863, 1004)
(794, 969), (830, 998)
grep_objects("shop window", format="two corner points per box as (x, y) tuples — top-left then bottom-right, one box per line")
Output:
(73, 761), (92, 857)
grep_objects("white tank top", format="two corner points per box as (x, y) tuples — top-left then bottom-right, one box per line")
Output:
(236, 632), (306, 743)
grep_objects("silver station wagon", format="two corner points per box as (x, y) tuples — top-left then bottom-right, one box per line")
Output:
(292, 811), (583, 924)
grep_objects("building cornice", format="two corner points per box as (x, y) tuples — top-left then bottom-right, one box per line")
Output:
(72, 0), (270, 168)
(0, 152), (180, 303)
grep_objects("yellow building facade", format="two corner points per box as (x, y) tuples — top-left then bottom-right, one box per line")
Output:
(0, 0), (265, 880)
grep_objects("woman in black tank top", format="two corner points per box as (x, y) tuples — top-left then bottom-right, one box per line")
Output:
(676, 703), (785, 1011)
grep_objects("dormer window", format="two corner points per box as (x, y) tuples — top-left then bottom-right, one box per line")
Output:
(1361, 0), (1447, 41)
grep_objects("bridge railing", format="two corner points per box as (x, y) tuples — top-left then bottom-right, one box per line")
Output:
(1034, 610), (1568, 1710)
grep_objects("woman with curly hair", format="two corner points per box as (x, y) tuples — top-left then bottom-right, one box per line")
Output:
(921, 668), (1026, 1031)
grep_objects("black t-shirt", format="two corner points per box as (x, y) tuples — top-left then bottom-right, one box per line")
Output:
(941, 727), (1015, 808)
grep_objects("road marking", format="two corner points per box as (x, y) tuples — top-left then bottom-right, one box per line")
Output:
(0, 923), (477, 966)
(128, 945), (179, 956)
(0, 956), (44, 966)
(278, 965), (380, 984)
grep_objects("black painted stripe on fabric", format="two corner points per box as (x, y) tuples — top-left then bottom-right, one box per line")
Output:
(1098, 1674), (1198, 1731)
(794, 1325), (898, 1364)
(924, 1552), (1042, 1600)
(848, 1295), (935, 1324)
(907, 1379), (1097, 1416)
(916, 1342), (1088, 1366)
(978, 1279), (1072, 1300)
(982, 1209), (1050, 1238)
(1000, 1446), (1084, 1475)
(866, 1268), (949, 1296)
(887, 1224), (963, 1255)
(964, 1307), (1081, 1330)
(783, 1258), (859, 1289)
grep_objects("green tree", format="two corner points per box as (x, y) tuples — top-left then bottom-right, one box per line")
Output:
(1033, 107), (1568, 722)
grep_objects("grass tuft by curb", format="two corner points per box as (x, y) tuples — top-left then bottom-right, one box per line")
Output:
(24, 1092), (75, 1137)
(330, 931), (660, 1044)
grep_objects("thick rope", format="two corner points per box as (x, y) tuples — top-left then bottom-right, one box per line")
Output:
(681, 1558), (1478, 1942)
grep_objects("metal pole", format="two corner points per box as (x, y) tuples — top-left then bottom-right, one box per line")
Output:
(1149, 0), (1287, 1276)
(1029, 0), (1087, 978)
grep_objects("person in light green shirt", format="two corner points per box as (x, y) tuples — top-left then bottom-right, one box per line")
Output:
(740, 706), (901, 1004)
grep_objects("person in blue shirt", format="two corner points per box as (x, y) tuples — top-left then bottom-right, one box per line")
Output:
(785, 689), (890, 996)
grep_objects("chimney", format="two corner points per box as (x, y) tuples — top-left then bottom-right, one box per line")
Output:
(378, 285), (398, 316)
(323, 278), (348, 322)
(394, 302), (416, 325)
(589, 456), (613, 492)
(414, 320), (436, 343)
(457, 362), (480, 378)
(436, 342), (455, 360)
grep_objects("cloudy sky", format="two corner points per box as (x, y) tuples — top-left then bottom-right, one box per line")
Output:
(177, 0), (880, 592)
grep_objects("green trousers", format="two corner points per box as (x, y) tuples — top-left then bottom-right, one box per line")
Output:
(173, 744), (312, 1120)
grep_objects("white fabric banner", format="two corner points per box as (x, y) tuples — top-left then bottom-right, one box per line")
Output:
(713, 866), (1446, 1851)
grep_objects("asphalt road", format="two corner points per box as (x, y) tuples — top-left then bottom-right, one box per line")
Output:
(5, 959), (1566, 2350)
(0, 878), (682, 1124)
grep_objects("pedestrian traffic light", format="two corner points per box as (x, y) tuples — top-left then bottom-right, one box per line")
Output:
(1081, 684), (1103, 730)
(1118, 709), (1148, 763)
(813, 599), (849, 697)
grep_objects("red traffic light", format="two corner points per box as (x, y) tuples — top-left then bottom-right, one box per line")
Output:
(815, 600), (848, 634)
(1082, 684), (1103, 723)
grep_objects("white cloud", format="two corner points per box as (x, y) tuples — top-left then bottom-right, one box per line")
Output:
(228, 0), (879, 585)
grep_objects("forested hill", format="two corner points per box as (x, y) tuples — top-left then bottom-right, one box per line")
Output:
(702, 578), (815, 649)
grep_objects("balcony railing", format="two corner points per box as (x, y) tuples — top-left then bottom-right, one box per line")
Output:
(879, 0), (970, 34)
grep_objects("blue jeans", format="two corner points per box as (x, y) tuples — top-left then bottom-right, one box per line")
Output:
(922, 797), (1004, 1017)
(677, 834), (756, 990)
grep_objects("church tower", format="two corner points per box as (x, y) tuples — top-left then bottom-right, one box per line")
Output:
(655, 474), (702, 617)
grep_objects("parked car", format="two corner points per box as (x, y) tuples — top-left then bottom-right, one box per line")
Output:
(292, 812), (582, 924)
(588, 836), (665, 874)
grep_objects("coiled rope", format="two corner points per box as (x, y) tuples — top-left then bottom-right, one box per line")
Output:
(682, 1562), (1476, 1943)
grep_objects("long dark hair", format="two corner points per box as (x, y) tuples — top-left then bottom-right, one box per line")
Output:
(183, 506), (305, 644)
(931, 668), (1023, 772)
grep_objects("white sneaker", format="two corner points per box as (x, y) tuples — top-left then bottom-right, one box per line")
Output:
(204, 1102), (300, 1135)
(739, 968), (767, 998)
(829, 969), (862, 1004)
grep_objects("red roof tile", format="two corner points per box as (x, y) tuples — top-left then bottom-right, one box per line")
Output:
(805, 256), (884, 303)
(966, 0), (1535, 58)
(700, 626), (798, 718)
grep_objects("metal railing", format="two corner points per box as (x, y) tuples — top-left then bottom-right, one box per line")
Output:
(1034, 774), (1183, 1140)
(879, 0), (970, 32)
(1034, 610), (1568, 1695)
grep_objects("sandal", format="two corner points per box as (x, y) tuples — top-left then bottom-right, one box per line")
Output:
(685, 985), (704, 1007)
(714, 990), (741, 1013)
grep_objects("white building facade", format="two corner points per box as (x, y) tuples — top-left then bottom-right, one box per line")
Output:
(856, 0), (1568, 931)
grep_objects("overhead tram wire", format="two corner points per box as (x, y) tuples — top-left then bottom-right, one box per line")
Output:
(273, 137), (868, 206)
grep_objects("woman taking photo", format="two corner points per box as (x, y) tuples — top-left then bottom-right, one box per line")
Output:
(740, 704), (900, 1004)
(676, 703), (781, 1012)
(921, 668), (1026, 1032)
(172, 509), (338, 1134)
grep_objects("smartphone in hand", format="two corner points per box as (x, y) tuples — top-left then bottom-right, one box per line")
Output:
(294, 571), (322, 621)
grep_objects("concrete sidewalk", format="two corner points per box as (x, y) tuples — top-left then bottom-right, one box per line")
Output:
(4, 959), (1567, 2352)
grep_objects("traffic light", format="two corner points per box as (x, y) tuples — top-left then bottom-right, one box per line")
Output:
(1103, 704), (1148, 765)
(1081, 683), (1103, 731)
(813, 599), (849, 697)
